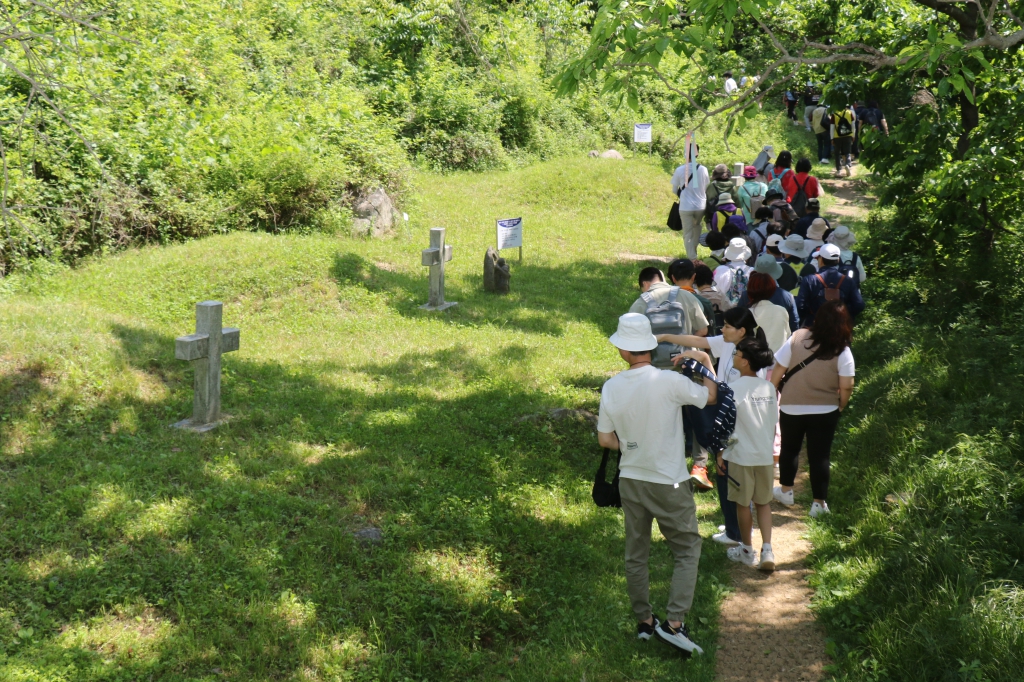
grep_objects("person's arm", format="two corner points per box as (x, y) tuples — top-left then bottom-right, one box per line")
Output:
(693, 325), (708, 337)
(679, 350), (717, 405)
(657, 333), (710, 349)
(838, 376), (854, 411)
(795, 277), (810, 323)
(845, 279), (866, 317)
(880, 116), (889, 136)
(597, 431), (619, 450)
(770, 362), (788, 389)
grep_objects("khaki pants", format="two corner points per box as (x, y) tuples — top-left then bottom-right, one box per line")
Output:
(620, 478), (703, 623)
(679, 209), (704, 260)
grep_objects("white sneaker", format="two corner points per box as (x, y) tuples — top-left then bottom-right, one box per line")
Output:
(759, 547), (776, 572)
(655, 621), (704, 655)
(844, 166), (852, 177)
(717, 524), (726, 532)
(712, 531), (739, 546)
(819, 158), (828, 164)
(727, 544), (756, 566)
(773, 485), (794, 506)
(810, 501), (831, 518)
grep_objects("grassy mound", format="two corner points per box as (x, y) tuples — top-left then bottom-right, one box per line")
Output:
(806, 216), (1024, 680)
(0, 155), (756, 681)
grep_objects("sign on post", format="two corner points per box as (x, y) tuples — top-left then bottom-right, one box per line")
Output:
(633, 123), (652, 143)
(496, 217), (523, 262)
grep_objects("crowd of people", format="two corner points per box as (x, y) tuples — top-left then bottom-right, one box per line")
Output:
(595, 140), (865, 656)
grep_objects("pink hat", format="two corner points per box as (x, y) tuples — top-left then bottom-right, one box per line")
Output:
(742, 165), (758, 179)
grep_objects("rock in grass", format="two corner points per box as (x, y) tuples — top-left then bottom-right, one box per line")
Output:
(352, 188), (395, 238)
(599, 149), (624, 159)
(353, 527), (383, 546)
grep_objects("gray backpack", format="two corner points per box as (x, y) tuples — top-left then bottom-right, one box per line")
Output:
(641, 287), (691, 369)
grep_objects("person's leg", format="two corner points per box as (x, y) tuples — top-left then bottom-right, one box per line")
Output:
(834, 141), (843, 174)
(648, 482), (702, 625)
(756, 503), (772, 544)
(804, 410), (842, 502)
(736, 502), (753, 546)
(816, 132), (825, 160)
(619, 478), (656, 623)
(778, 411), (808, 490)
(681, 210), (702, 260)
(717, 459), (741, 541)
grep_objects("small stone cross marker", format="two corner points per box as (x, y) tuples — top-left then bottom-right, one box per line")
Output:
(420, 227), (457, 311)
(172, 301), (240, 432)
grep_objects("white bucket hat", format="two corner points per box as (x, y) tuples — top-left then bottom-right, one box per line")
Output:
(724, 237), (751, 263)
(609, 313), (658, 352)
(827, 225), (857, 249)
(779, 234), (808, 258)
(806, 218), (829, 241)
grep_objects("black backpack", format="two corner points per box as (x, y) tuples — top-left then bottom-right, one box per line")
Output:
(841, 252), (863, 288)
(791, 176), (811, 217)
(836, 112), (854, 137)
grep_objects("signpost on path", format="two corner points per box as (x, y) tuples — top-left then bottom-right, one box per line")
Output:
(496, 217), (523, 263)
(173, 301), (240, 432)
(634, 123), (653, 156)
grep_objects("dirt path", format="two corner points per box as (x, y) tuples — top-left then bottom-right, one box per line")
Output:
(714, 168), (874, 682)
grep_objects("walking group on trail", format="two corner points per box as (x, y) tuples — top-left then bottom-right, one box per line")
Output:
(596, 136), (866, 657)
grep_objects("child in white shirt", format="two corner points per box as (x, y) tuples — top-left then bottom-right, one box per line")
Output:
(719, 337), (779, 571)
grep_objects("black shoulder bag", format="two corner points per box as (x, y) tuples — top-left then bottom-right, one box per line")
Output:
(592, 447), (622, 507)
(667, 202), (683, 231)
(776, 349), (824, 393)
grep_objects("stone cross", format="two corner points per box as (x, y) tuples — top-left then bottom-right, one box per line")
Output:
(420, 227), (457, 311)
(173, 301), (240, 432)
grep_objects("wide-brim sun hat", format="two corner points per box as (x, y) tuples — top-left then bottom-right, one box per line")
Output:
(609, 313), (659, 352)
(717, 193), (735, 205)
(828, 225), (857, 249)
(724, 237), (751, 263)
(779, 234), (807, 258)
(806, 218), (829, 241)
(753, 253), (784, 280)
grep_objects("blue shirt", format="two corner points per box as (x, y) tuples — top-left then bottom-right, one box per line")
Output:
(796, 265), (865, 326)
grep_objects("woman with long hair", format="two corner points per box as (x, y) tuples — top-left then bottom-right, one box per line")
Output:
(770, 301), (855, 517)
(766, 150), (793, 186)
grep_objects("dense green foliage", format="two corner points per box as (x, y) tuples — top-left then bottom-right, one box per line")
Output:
(810, 272), (1024, 682)
(3, 0), (687, 273)
(0, 157), (742, 681)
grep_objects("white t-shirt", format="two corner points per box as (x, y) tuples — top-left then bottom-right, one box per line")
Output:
(774, 340), (855, 415)
(707, 335), (770, 385)
(671, 163), (710, 212)
(713, 262), (753, 310)
(723, 376), (778, 466)
(724, 78), (738, 94)
(597, 365), (709, 485)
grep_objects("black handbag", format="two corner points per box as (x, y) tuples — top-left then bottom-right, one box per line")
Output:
(592, 447), (622, 508)
(667, 202), (683, 231)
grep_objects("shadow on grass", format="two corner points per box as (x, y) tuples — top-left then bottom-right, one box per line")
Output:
(331, 252), (664, 338)
(0, 325), (730, 681)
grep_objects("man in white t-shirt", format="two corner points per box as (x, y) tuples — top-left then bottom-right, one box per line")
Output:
(723, 71), (738, 94)
(597, 314), (717, 655)
(671, 144), (709, 260)
(718, 338), (779, 571)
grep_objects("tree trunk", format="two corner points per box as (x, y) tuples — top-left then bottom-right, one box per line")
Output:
(955, 88), (979, 160)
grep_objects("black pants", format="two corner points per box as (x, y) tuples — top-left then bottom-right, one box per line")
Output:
(833, 137), (852, 171)
(816, 132), (831, 161)
(778, 410), (841, 500)
(786, 100), (797, 120)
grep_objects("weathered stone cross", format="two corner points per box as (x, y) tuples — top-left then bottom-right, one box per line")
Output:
(420, 227), (457, 311)
(173, 301), (240, 432)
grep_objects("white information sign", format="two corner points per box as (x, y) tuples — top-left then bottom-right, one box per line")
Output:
(496, 217), (523, 251)
(633, 123), (652, 143)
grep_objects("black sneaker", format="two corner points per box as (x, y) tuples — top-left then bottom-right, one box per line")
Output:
(655, 620), (704, 655)
(637, 615), (661, 640)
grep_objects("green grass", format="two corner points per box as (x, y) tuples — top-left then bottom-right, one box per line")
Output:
(802, 201), (1024, 681)
(0, 153), (749, 681)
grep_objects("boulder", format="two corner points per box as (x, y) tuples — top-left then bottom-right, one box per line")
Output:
(600, 149), (624, 159)
(483, 246), (511, 293)
(352, 189), (395, 238)
(588, 150), (600, 158)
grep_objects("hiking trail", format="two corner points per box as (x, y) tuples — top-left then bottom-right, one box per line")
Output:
(713, 170), (874, 682)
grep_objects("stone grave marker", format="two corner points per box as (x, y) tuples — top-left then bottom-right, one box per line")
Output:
(420, 227), (457, 311)
(173, 301), (239, 432)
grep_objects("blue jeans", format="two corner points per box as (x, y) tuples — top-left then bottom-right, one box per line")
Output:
(816, 132), (831, 160)
(717, 460), (741, 541)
